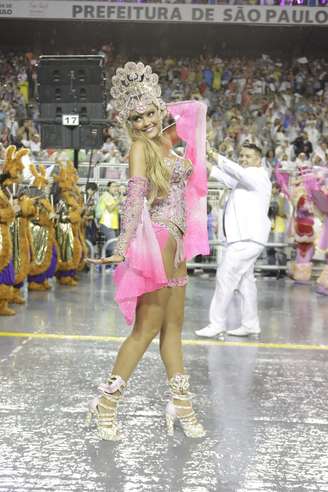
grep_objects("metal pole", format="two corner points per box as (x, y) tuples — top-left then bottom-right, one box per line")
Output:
(73, 149), (79, 170)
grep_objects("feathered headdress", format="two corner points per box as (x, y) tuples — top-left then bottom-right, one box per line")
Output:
(66, 161), (79, 186)
(2, 145), (29, 185)
(54, 163), (72, 192)
(110, 62), (165, 123)
(30, 163), (48, 190)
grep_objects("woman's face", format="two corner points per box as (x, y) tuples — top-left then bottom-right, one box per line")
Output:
(129, 104), (161, 140)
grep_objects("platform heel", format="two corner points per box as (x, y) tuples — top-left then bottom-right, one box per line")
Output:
(166, 374), (206, 439)
(86, 374), (126, 441)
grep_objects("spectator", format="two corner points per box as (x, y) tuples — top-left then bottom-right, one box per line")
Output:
(96, 181), (122, 258)
(85, 182), (99, 246)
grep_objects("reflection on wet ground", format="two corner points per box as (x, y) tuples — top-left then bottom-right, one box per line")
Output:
(1, 275), (328, 491)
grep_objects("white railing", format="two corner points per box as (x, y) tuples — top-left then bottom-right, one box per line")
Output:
(93, 237), (326, 275)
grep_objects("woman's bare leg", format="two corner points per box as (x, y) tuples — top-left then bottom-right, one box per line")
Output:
(159, 262), (187, 379)
(110, 234), (177, 381)
(159, 262), (205, 437)
(159, 262), (190, 411)
(112, 287), (171, 380)
(95, 234), (178, 437)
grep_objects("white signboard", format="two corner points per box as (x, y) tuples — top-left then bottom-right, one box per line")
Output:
(0, 1), (328, 26)
(62, 114), (80, 127)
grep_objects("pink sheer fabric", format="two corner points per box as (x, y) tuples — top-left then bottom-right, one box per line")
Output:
(275, 166), (290, 199)
(311, 189), (328, 251)
(298, 169), (328, 251)
(277, 166), (328, 252)
(167, 100), (209, 259)
(113, 208), (168, 325)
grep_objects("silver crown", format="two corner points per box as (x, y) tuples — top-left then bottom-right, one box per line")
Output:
(110, 62), (165, 123)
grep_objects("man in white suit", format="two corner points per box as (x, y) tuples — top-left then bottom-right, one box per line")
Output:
(196, 143), (272, 337)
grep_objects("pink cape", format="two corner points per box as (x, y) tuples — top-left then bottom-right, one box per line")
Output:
(275, 166), (290, 199)
(167, 101), (209, 259)
(113, 100), (209, 325)
(299, 168), (328, 251)
(113, 203), (168, 325)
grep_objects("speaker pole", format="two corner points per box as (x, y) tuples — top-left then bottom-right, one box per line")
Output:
(86, 150), (94, 188)
(74, 149), (79, 170)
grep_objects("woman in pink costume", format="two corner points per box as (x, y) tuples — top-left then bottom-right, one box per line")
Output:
(290, 178), (316, 284)
(87, 62), (209, 441)
(276, 167), (315, 283)
(303, 171), (328, 295)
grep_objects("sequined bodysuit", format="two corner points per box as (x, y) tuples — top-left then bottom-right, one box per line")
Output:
(150, 154), (192, 243)
(114, 153), (193, 265)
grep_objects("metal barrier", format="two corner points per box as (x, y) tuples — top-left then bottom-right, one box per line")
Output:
(188, 240), (291, 271)
(85, 239), (96, 273)
(85, 239), (95, 259)
(100, 238), (118, 273)
(94, 238), (315, 274)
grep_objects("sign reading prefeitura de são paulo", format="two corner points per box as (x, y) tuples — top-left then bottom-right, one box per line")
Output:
(0, 1), (328, 26)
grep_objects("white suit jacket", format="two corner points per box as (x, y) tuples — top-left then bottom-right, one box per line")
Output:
(210, 155), (272, 245)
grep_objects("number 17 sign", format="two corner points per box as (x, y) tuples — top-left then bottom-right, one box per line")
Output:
(62, 114), (80, 126)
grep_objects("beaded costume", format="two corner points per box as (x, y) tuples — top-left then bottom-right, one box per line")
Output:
(2, 146), (33, 305)
(276, 165), (328, 291)
(55, 164), (83, 286)
(28, 164), (58, 291)
(303, 170), (328, 295)
(0, 188), (15, 315)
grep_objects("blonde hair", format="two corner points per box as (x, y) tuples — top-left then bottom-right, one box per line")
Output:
(126, 109), (171, 205)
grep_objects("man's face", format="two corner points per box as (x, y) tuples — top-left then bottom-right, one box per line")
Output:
(109, 183), (119, 195)
(87, 188), (96, 197)
(239, 148), (261, 168)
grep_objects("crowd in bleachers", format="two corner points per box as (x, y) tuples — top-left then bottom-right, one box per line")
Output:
(0, 53), (42, 160)
(1, 50), (328, 174)
(102, 52), (328, 177)
(1, 49), (328, 205)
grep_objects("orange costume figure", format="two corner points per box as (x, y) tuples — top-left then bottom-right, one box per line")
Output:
(0, 185), (16, 316)
(2, 145), (34, 305)
(54, 164), (83, 286)
(28, 164), (58, 291)
(66, 162), (88, 272)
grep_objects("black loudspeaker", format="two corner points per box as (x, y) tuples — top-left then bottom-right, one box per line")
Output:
(37, 55), (107, 149)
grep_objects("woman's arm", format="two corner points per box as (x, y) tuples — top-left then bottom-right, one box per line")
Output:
(113, 141), (148, 259)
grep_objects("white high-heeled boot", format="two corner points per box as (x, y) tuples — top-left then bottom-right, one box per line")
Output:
(86, 375), (126, 441)
(165, 374), (206, 439)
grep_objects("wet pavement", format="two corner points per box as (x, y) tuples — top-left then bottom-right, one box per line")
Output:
(0, 273), (328, 491)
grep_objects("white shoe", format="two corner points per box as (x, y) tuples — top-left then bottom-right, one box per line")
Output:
(195, 324), (225, 338)
(226, 326), (261, 337)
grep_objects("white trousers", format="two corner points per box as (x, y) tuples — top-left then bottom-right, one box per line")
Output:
(209, 242), (264, 330)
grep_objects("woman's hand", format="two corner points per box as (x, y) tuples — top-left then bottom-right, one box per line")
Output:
(206, 142), (218, 162)
(86, 255), (125, 265)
